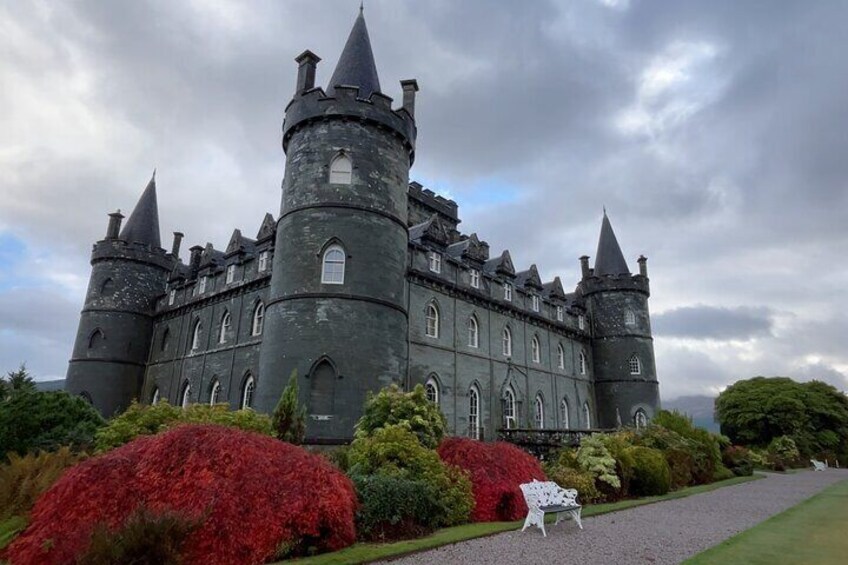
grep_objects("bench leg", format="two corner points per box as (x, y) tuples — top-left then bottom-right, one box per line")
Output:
(570, 508), (583, 530)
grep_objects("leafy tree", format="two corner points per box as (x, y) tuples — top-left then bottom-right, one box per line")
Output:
(272, 370), (306, 444)
(0, 364), (36, 402)
(354, 384), (447, 449)
(715, 376), (848, 459)
(0, 390), (105, 460)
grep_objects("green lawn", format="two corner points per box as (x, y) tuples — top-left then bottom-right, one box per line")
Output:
(685, 477), (848, 565)
(284, 474), (763, 565)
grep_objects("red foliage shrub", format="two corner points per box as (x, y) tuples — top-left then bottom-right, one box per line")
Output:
(6, 425), (357, 565)
(437, 438), (545, 522)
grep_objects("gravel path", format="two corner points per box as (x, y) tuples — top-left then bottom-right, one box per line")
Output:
(385, 469), (848, 565)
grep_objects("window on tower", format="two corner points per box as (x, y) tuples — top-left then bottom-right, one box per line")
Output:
(329, 153), (352, 184)
(625, 310), (636, 325)
(629, 354), (642, 375)
(322, 245), (346, 284)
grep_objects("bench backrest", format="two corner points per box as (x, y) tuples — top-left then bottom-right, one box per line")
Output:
(520, 480), (579, 508)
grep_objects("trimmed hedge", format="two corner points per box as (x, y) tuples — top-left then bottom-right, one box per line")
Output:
(353, 475), (441, 542)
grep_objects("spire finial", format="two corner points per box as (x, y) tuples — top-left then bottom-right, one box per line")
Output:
(359, 1), (364, 15)
(152, 168), (156, 182)
(603, 205), (607, 215)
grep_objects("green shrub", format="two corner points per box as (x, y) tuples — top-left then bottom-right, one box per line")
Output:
(272, 371), (306, 445)
(650, 411), (723, 484)
(0, 390), (104, 459)
(544, 466), (600, 504)
(353, 475), (441, 541)
(94, 401), (273, 452)
(576, 434), (620, 491)
(768, 435), (800, 468)
(722, 445), (754, 477)
(354, 384), (447, 449)
(0, 515), (27, 551)
(0, 446), (85, 520)
(76, 507), (201, 565)
(598, 431), (637, 499)
(665, 447), (695, 489)
(627, 446), (671, 496)
(547, 447), (579, 470)
(322, 446), (351, 473)
(713, 466), (736, 481)
(348, 425), (473, 527)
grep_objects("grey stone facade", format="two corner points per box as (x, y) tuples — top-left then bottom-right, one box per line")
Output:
(65, 11), (660, 441)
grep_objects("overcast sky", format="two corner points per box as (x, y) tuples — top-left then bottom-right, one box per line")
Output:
(1, 0), (846, 399)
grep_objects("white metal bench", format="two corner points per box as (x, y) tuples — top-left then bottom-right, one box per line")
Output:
(811, 459), (827, 471)
(519, 480), (583, 537)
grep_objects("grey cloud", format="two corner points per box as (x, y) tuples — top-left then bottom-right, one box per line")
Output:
(653, 305), (774, 340)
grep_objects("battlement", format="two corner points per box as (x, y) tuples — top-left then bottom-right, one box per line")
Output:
(91, 239), (175, 271)
(579, 272), (650, 297)
(408, 181), (459, 224)
(282, 85), (417, 160)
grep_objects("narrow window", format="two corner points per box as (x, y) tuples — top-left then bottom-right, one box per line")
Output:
(258, 251), (269, 272)
(467, 315), (479, 348)
(578, 315), (585, 330)
(241, 375), (255, 409)
(503, 386), (516, 429)
(88, 329), (104, 350)
(635, 409), (648, 429)
(625, 310), (636, 326)
(198, 276), (207, 294)
(151, 387), (160, 406)
(556, 305), (564, 322)
(470, 269), (480, 289)
(629, 354), (642, 375)
(560, 398), (569, 430)
(428, 251), (441, 273)
(329, 153), (352, 184)
(532, 295), (540, 312)
(534, 394), (545, 429)
(531, 335), (541, 363)
(557, 343), (565, 369)
(321, 245), (345, 284)
(209, 379), (221, 405)
(504, 283), (512, 302)
(100, 277), (115, 296)
(502, 327), (512, 357)
(252, 302), (265, 336)
(226, 265), (235, 284)
(583, 402), (592, 429)
(168, 289), (176, 306)
(425, 303), (439, 338)
(579, 351), (587, 375)
(425, 375), (439, 405)
(469, 385), (481, 440)
(181, 381), (191, 408)
(191, 319), (202, 351)
(161, 327), (170, 352)
(219, 312), (231, 344)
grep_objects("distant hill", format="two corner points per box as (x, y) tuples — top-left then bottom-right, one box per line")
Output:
(35, 379), (66, 392)
(663, 395), (720, 433)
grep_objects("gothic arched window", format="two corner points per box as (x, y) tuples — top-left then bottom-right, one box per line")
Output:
(329, 153), (352, 184)
(321, 244), (346, 284)
(625, 309), (636, 326)
(502, 326), (512, 357)
(88, 328), (104, 350)
(160, 327), (170, 352)
(629, 354), (642, 375)
(100, 277), (115, 296)
(425, 303), (440, 338)
(151, 387), (160, 405)
(534, 394), (545, 429)
(560, 398), (570, 430)
(241, 375), (255, 409)
(503, 386), (516, 429)
(467, 315), (479, 348)
(209, 379), (221, 405)
(635, 408), (648, 429)
(579, 350), (587, 375)
(181, 381), (192, 408)
(531, 335), (541, 363)
(252, 302), (265, 336)
(557, 343), (565, 369)
(425, 375), (440, 405)
(469, 385), (481, 440)
(583, 402), (592, 429)
(219, 311), (231, 344)
(190, 319), (202, 351)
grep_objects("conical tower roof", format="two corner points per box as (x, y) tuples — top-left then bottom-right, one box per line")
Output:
(327, 8), (381, 99)
(594, 211), (630, 276)
(120, 172), (161, 248)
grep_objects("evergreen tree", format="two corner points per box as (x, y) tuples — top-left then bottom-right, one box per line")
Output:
(272, 370), (306, 445)
(1, 364), (36, 401)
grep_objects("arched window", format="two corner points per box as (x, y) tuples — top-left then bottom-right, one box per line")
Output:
(219, 312), (231, 344)
(310, 360), (336, 414)
(502, 326), (512, 357)
(557, 343), (565, 369)
(625, 310), (636, 325)
(534, 394), (545, 429)
(191, 319), (202, 351)
(469, 385), (481, 440)
(329, 153), (352, 184)
(629, 354), (642, 375)
(579, 350), (587, 375)
(634, 408), (648, 429)
(425, 375), (440, 405)
(181, 381), (191, 408)
(503, 386), (516, 429)
(209, 379), (221, 405)
(88, 328), (104, 350)
(425, 303), (439, 338)
(241, 375), (255, 409)
(531, 335), (541, 363)
(79, 391), (93, 404)
(321, 244), (346, 284)
(467, 315), (479, 348)
(583, 402), (592, 429)
(151, 387), (160, 405)
(160, 327), (170, 352)
(100, 277), (114, 296)
(252, 302), (265, 336)
(559, 398), (570, 429)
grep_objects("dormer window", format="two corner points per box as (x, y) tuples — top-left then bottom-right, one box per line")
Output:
(198, 276), (207, 294)
(428, 252), (441, 274)
(258, 251), (269, 273)
(504, 283), (513, 302)
(168, 290), (175, 306)
(226, 265), (235, 284)
(578, 315), (586, 330)
(556, 305), (564, 321)
(531, 295), (540, 312)
(329, 153), (352, 184)
(470, 269), (480, 289)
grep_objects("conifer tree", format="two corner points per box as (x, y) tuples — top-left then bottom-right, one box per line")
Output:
(272, 370), (306, 445)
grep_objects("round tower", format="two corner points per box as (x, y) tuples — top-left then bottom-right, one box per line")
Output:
(580, 212), (660, 429)
(66, 175), (175, 416)
(255, 10), (417, 442)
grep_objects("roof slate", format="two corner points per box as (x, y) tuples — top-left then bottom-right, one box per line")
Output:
(594, 212), (630, 276)
(327, 11), (381, 99)
(119, 174), (161, 248)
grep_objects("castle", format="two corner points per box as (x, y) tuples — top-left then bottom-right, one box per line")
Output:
(66, 10), (660, 442)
